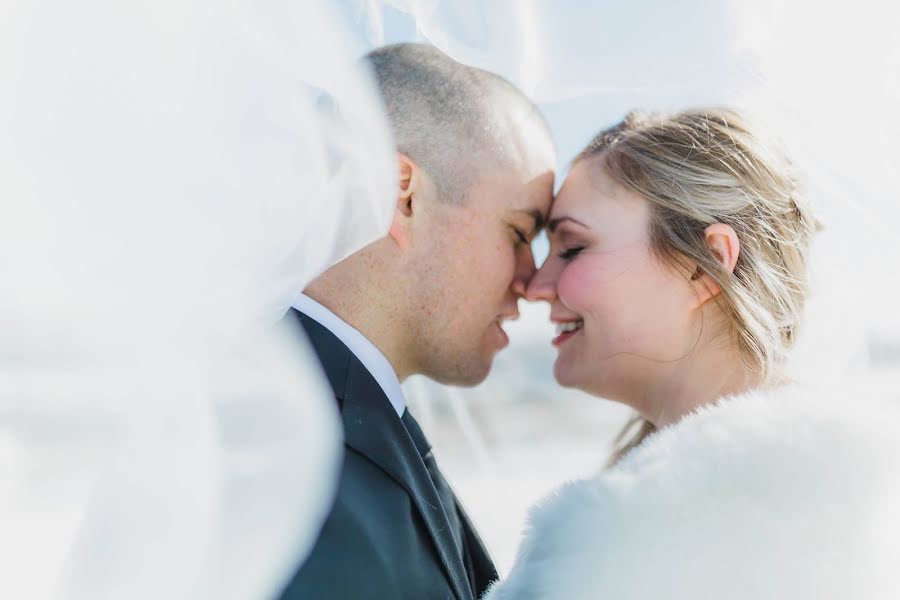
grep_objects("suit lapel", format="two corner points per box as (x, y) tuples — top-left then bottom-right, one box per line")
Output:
(292, 310), (473, 600)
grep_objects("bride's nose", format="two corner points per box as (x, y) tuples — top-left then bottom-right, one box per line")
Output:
(525, 262), (557, 303)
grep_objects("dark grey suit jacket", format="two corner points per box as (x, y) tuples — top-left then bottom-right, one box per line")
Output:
(278, 309), (498, 600)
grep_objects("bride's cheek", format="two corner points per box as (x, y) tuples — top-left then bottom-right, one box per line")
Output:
(557, 260), (603, 314)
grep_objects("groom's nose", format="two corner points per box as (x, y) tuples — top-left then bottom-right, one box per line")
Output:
(510, 247), (537, 298)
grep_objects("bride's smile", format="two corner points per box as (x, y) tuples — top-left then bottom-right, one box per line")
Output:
(551, 318), (583, 346)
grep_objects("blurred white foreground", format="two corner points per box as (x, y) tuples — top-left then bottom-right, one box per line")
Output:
(0, 1), (393, 598)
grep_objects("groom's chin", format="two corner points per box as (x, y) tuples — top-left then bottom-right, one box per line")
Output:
(431, 352), (494, 388)
(454, 337), (507, 386)
(455, 357), (493, 387)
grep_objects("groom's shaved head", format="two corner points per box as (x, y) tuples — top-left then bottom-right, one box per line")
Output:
(366, 43), (554, 202)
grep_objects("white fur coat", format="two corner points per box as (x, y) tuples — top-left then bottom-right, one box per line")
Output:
(483, 385), (900, 600)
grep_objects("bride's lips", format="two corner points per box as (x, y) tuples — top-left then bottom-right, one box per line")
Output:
(552, 330), (579, 347)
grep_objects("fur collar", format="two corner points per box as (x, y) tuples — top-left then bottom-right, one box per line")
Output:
(484, 385), (900, 599)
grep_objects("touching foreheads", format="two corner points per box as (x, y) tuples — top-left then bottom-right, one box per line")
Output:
(365, 43), (553, 203)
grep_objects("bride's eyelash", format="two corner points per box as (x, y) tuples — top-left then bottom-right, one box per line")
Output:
(558, 246), (584, 260)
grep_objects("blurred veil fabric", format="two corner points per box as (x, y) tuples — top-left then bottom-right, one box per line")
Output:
(0, 1), (394, 599)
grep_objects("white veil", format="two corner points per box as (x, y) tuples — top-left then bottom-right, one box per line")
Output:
(0, 1), (394, 599)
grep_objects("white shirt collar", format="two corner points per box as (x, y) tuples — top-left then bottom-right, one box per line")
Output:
(292, 294), (406, 418)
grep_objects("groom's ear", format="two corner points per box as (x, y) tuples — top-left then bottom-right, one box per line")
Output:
(389, 153), (417, 249)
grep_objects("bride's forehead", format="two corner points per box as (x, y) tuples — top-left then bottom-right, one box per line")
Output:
(550, 170), (602, 217)
(550, 179), (649, 234)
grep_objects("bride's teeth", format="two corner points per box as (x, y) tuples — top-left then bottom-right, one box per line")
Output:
(555, 320), (583, 335)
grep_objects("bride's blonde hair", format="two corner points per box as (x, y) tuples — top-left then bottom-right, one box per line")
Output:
(583, 109), (822, 465)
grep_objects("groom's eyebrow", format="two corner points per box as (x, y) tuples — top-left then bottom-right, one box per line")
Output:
(519, 209), (546, 236)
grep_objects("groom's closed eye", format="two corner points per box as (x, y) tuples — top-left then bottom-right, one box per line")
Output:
(511, 208), (547, 241)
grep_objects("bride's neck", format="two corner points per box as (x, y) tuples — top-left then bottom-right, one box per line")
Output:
(645, 334), (759, 430)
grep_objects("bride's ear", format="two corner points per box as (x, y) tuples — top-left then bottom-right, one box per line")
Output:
(389, 154), (417, 249)
(690, 223), (740, 307)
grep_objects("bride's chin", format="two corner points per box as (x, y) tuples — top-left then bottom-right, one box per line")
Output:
(552, 356), (577, 387)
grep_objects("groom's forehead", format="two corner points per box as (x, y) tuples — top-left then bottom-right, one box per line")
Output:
(453, 151), (553, 220)
(496, 178), (554, 235)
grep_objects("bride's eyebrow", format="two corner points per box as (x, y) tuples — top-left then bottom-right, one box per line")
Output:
(548, 216), (590, 233)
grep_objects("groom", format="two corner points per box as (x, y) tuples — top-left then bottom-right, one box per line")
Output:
(278, 43), (555, 600)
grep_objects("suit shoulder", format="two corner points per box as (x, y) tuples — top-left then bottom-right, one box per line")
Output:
(279, 484), (403, 599)
(280, 448), (419, 598)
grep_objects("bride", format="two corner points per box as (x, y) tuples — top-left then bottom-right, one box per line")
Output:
(484, 108), (900, 599)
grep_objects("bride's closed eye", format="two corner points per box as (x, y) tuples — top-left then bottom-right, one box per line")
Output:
(558, 246), (584, 260)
